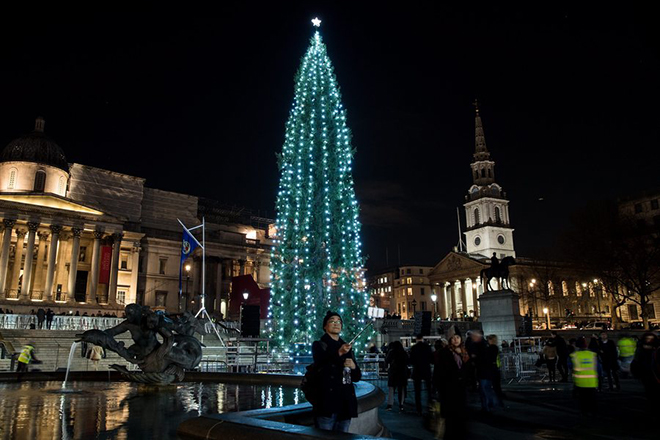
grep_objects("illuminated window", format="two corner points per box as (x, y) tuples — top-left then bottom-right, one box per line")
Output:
(407, 277), (412, 284)
(407, 288), (413, 295)
(117, 290), (126, 305)
(548, 281), (555, 296)
(562, 281), (569, 296)
(575, 282), (582, 297)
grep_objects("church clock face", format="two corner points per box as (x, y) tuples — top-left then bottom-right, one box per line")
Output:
(474, 236), (481, 246)
(497, 235), (505, 244)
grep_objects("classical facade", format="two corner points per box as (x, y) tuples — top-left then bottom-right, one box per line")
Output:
(0, 118), (272, 316)
(367, 265), (433, 319)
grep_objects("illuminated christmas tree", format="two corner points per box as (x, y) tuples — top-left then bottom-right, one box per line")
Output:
(268, 20), (367, 353)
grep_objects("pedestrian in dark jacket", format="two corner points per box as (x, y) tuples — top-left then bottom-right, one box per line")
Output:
(311, 311), (362, 433)
(46, 308), (55, 329)
(410, 334), (433, 414)
(551, 331), (569, 382)
(36, 308), (46, 329)
(486, 334), (505, 404)
(437, 334), (470, 440)
(386, 340), (409, 412)
(598, 331), (620, 391)
(631, 332), (659, 411)
(432, 338), (448, 401)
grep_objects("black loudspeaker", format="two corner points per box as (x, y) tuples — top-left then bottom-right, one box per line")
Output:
(241, 305), (261, 337)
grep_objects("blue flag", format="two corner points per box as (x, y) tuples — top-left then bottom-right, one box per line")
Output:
(179, 226), (201, 295)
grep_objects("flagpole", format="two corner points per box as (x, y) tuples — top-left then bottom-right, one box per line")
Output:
(202, 216), (206, 308)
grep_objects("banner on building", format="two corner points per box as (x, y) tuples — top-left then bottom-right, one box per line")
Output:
(99, 245), (113, 284)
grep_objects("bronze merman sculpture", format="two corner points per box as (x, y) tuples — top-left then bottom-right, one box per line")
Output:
(77, 304), (206, 384)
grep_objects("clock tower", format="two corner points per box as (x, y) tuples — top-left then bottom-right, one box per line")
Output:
(464, 102), (516, 258)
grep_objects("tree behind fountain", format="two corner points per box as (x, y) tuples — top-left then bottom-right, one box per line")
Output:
(268, 27), (367, 354)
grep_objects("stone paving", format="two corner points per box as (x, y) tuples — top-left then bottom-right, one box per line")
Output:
(373, 378), (654, 439)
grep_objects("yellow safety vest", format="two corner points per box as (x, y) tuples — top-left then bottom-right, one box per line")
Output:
(617, 338), (635, 358)
(571, 350), (598, 388)
(18, 345), (34, 364)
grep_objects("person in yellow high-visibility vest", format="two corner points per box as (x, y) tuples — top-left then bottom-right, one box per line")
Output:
(16, 343), (39, 372)
(571, 337), (598, 415)
(617, 335), (636, 378)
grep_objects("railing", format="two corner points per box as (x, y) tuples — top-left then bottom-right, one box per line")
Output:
(0, 314), (123, 331)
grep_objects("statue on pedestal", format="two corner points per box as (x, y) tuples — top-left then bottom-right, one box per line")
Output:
(480, 255), (516, 291)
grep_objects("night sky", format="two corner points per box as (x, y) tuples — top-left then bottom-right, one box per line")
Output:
(1, 2), (658, 271)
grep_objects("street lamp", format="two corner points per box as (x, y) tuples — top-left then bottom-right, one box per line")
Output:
(411, 299), (417, 316)
(243, 291), (249, 301)
(543, 307), (550, 330)
(431, 293), (438, 320)
(182, 263), (191, 312)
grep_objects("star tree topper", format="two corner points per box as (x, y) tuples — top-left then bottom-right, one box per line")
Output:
(311, 17), (321, 27)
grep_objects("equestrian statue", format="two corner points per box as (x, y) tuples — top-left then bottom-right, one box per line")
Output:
(480, 253), (516, 291)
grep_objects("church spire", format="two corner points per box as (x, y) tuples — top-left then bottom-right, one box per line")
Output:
(473, 100), (489, 161)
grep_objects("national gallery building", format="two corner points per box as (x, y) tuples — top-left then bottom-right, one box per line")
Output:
(0, 118), (273, 317)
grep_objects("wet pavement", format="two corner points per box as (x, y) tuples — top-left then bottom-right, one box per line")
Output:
(373, 378), (654, 439)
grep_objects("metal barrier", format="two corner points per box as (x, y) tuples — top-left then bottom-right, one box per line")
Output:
(0, 314), (123, 331)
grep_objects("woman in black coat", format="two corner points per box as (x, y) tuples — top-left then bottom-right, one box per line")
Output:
(436, 334), (470, 440)
(385, 340), (409, 411)
(311, 311), (362, 432)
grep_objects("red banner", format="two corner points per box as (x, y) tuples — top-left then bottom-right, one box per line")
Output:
(99, 246), (112, 284)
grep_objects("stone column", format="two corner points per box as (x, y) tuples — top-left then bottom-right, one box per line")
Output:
(108, 233), (123, 305)
(450, 282), (457, 320)
(9, 229), (27, 298)
(460, 279), (468, 320)
(68, 228), (83, 300)
(472, 279), (480, 318)
(44, 225), (62, 301)
(21, 222), (39, 299)
(32, 230), (49, 299)
(88, 230), (103, 304)
(0, 219), (16, 296)
(436, 283), (446, 320)
(54, 233), (70, 299)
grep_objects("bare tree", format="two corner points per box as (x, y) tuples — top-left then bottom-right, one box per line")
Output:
(562, 201), (660, 330)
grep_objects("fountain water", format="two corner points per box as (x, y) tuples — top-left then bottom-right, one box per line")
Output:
(61, 341), (79, 390)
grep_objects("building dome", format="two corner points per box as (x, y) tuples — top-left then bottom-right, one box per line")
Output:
(0, 117), (69, 172)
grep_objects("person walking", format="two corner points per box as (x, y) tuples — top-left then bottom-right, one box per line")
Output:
(410, 334), (433, 415)
(617, 333), (636, 378)
(16, 342), (40, 372)
(571, 337), (598, 415)
(542, 339), (558, 382)
(311, 311), (361, 433)
(36, 308), (46, 329)
(385, 340), (409, 412)
(46, 308), (55, 330)
(551, 331), (569, 382)
(598, 331), (620, 391)
(487, 334), (505, 404)
(631, 332), (660, 411)
(437, 333), (470, 440)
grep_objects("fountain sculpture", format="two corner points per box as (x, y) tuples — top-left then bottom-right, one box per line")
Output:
(77, 304), (207, 384)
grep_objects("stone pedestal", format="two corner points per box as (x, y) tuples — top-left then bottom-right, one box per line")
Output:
(478, 289), (522, 343)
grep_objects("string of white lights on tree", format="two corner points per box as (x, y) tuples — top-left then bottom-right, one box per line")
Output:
(267, 19), (368, 354)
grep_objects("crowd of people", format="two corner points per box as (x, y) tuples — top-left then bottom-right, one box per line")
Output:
(309, 312), (660, 439)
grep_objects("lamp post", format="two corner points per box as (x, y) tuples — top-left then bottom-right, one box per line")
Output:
(411, 299), (417, 316)
(543, 307), (550, 330)
(593, 279), (602, 317)
(431, 293), (438, 320)
(182, 263), (191, 312)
